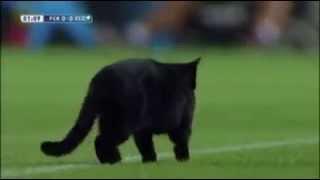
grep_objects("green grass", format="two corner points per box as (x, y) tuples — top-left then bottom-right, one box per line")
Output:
(1, 46), (319, 178)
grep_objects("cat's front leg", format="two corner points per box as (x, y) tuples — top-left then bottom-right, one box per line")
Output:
(133, 131), (157, 163)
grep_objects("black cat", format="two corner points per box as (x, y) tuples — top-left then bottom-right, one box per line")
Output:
(41, 57), (200, 164)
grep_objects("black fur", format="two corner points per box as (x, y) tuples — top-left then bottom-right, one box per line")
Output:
(41, 57), (200, 164)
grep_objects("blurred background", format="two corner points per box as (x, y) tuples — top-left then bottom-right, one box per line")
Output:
(1, 1), (319, 50)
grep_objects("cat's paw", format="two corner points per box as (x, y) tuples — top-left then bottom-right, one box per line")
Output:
(142, 154), (157, 163)
(142, 158), (157, 163)
(95, 148), (121, 164)
(175, 155), (190, 162)
(41, 141), (65, 156)
(96, 153), (121, 164)
(174, 146), (190, 162)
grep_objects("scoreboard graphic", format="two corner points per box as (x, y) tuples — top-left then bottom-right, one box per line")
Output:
(20, 14), (93, 24)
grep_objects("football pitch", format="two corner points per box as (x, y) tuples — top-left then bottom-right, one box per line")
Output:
(1, 46), (319, 178)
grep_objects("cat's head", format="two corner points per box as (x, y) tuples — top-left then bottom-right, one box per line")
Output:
(185, 57), (201, 90)
(171, 57), (201, 90)
(160, 57), (201, 90)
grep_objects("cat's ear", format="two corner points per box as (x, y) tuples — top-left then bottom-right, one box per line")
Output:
(190, 57), (201, 67)
(193, 57), (201, 64)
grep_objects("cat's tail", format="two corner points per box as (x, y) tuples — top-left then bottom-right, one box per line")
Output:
(41, 91), (98, 157)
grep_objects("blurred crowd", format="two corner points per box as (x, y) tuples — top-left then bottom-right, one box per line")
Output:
(1, 1), (319, 50)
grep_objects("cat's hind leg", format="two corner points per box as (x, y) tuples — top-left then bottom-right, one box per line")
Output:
(168, 128), (191, 162)
(95, 114), (129, 164)
(133, 131), (157, 163)
(95, 135), (121, 164)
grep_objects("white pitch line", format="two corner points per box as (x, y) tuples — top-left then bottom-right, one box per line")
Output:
(1, 137), (318, 178)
